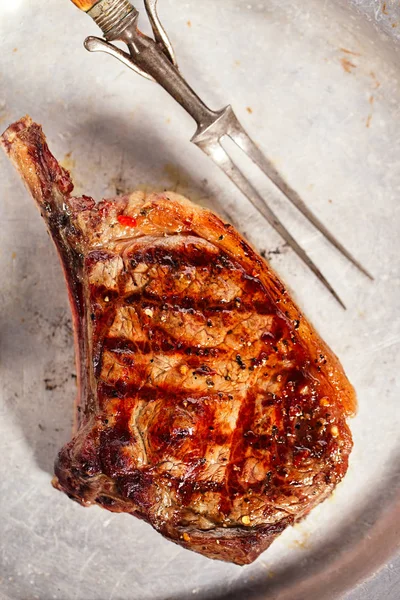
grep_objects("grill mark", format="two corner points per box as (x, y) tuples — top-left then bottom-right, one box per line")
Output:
(127, 266), (273, 313)
(122, 292), (272, 316)
(98, 381), (242, 404)
(101, 337), (287, 382)
(103, 334), (227, 358)
(127, 244), (232, 270)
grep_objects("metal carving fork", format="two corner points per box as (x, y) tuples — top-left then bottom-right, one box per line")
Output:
(70, 0), (373, 308)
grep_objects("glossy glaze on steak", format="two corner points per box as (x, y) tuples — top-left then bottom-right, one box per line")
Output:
(2, 117), (356, 565)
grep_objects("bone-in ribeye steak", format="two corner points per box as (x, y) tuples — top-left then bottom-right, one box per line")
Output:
(2, 117), (356, 565)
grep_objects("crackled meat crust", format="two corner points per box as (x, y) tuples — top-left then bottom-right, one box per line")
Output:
(1, 117), (356, 565)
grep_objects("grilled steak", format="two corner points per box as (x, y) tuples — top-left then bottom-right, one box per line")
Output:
(2, 116), (356, 565)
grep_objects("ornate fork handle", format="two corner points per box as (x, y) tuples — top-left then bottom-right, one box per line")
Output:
(85, 0), (223, 134)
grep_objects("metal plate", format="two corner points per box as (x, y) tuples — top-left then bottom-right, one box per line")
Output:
(1, 1), (400, 598)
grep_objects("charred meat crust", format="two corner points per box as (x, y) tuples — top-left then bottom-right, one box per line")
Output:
(1, 117), (356, 565)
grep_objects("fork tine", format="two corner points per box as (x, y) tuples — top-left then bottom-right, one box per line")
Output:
(196, 139), (346, 308)
(228, 120), (374, 281)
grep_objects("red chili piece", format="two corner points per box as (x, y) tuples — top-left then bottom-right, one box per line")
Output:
(117, 214), (137, 228)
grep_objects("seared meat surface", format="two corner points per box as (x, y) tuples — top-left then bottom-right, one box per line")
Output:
(2, 117), (355, 565)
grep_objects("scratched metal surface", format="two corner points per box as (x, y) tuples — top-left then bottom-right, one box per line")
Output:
(1, 0), (400, 599)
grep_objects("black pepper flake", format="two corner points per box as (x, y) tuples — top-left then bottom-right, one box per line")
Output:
(295, 423), (301, 430)
(206, 378), (214, 387)
(236, 355), (246, 369)
(294, 320), (300, 329)
(225, 375), (231, 381)
(207, 319), (213, 327)
(90, 313), (95, 321)
(218, 235), (224, 240)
